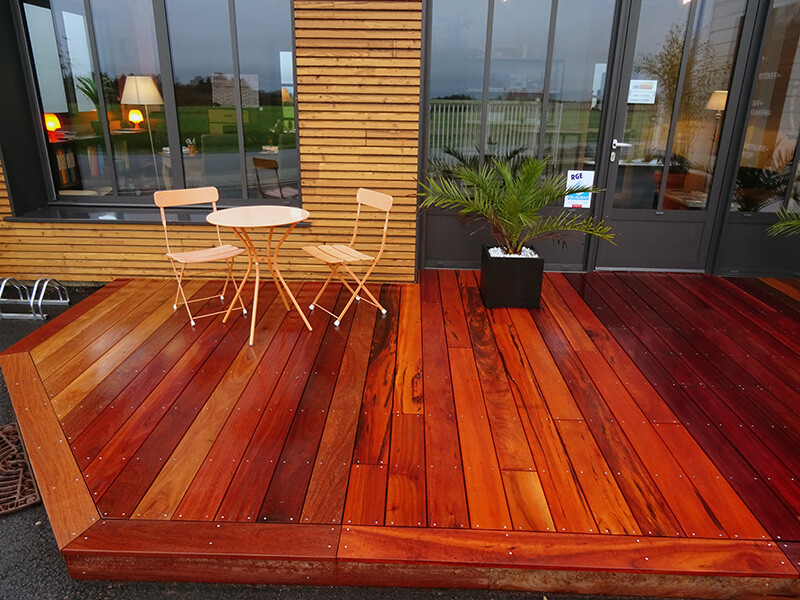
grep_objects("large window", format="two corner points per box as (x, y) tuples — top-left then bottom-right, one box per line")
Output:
(19, 0), (299, 208)
(427, 0), (614, 176)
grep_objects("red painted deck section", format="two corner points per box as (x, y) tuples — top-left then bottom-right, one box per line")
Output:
(2, 272), (799, 598)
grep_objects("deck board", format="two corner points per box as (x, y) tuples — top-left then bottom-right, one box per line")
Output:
(4, 272), (800, 596)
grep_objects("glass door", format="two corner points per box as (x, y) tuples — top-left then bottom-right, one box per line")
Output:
(594, 0), (746, 270)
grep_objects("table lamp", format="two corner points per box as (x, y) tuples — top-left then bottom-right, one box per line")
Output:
(121, 75), (164, 186)
(128, 109), (144, 130)
(44, 113), (61, 142)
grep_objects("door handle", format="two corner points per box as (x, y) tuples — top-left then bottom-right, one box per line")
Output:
(612, 138), (632, 150)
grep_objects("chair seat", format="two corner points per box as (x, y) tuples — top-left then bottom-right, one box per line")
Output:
(261, 186), (299, 199)
(302, 244), (373, 264)
(168, 244), (244, 264)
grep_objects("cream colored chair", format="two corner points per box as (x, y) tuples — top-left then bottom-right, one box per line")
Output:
(252, 157), (298, 200)
(154, 186), (247, 326)
(302, 188), (392, 326)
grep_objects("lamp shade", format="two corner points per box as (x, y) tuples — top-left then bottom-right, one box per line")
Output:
(705, 90), (728, 112)
(121, 76), (164, 106)
(128, 108), (143, 123)
(44, 113), (61, 132)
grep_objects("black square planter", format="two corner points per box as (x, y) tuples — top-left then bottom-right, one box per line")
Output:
(479, 246), (545, 308)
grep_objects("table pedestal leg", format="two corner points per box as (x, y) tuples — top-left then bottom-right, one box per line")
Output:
(271, 223), (313, 331)
(223, 227), (254, 324)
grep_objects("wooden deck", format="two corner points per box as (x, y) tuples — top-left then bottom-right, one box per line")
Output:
(2, 271), (799, 598)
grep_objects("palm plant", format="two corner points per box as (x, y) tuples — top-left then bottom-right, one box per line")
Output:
(767, 209), (800, 236)
(420, 156), (614, 255)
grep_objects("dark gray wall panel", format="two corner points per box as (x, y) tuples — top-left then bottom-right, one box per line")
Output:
(422, 212), (588, 271)
(715, 219), (800, 277)
(596, 219), (706, 270)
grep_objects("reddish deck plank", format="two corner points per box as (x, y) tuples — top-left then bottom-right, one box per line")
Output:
(554, 419), (638, 535)
(343, 463), (388, 526)
(457, 271), (535, 472)
(259, 288), (355, 523)
(578, 273), (800, 539)
(60, 280), (225, 442)
(42, 280), (176, 396)
(353, 285), (400, 465)
(134, 288), (285, 520)
(50, 280), (202, 418)
(171, 283), (302, 521)
(65, 520), (339, 561)
(385, 413), (426, 527)
(533, 302), (683, 537)
(93, 298), (261, 518)
(0, 352), (99, 548)
(300, 299), (377, 524)
(338, 526), (797, 577)
(547, 275), (678, 423)
(28, 278), (148, 368)
(4, 273), (800, 594)
(215, 284), (336, 522)
(2, 279), (130, 356)
(393, 284), (424, 415)
(75, 307), (235, 482)
(449, 346), (513, 530)
(601, 274), (800, 507)
(421, 273), (469, 528)
(503, 307), (598, 533)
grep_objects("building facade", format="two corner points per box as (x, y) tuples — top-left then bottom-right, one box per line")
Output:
(1, 0), (798, 282)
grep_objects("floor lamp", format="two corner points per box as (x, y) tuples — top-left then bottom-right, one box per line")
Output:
(121, 75), (164, 189)
(705, 90), (728, 168)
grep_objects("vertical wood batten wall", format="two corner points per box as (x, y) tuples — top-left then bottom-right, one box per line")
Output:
(0, 0), (421, 283)
(294, 0), (421, 282)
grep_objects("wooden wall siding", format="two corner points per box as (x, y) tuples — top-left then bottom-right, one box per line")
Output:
(0, 1), (421, 283)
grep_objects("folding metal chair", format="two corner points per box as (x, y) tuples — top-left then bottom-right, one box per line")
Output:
(302, 188), (392, 326)
(154, 186), (247, 326)
(252, 157), (298, 200)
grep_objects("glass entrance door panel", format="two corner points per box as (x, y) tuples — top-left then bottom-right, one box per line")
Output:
(612, 1), (691, 210)
(596, 0), (746, 270)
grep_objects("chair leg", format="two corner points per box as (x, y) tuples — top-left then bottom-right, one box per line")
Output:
(220, 258), (248, 315)
(308, 267), (337, 311)
(171, 262), (196, 326)
(341, 262), (384, 315)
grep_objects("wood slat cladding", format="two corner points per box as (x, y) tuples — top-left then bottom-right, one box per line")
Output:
(0, 1), (421, 283)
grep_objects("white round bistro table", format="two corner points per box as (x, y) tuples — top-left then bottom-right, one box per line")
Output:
(207, 205), (311, 345)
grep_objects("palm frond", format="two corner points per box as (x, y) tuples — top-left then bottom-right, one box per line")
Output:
(419, 156), (614, 255)
(767, 210), (800, 236)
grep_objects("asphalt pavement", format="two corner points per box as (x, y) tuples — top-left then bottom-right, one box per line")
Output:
(0, 283), (685, 600)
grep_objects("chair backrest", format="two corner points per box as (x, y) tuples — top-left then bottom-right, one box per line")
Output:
(357, 188), (393, 212)
(153, 186), (222, 254)
(351, 188), (393, 259)
(253, 156), (297, 200)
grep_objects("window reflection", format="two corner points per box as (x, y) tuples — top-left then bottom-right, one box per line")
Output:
(236, 0), (299, 202)
(24, 0), (115, 199)
(546, 0), (614, 172)
(166, 0), (243, 199)
(733, 0), (800, 213)
(614, 0), (742, 211)
(485, 0), (551, 160)
(426, 0), (614, 183)
(613, 1), (691, 209)
(427, 0), (487, 176)
(91, 0), (167, 197)
(664, 0), (743, 211)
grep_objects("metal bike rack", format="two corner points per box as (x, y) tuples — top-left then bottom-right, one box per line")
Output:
(0, 277), (70, 319)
